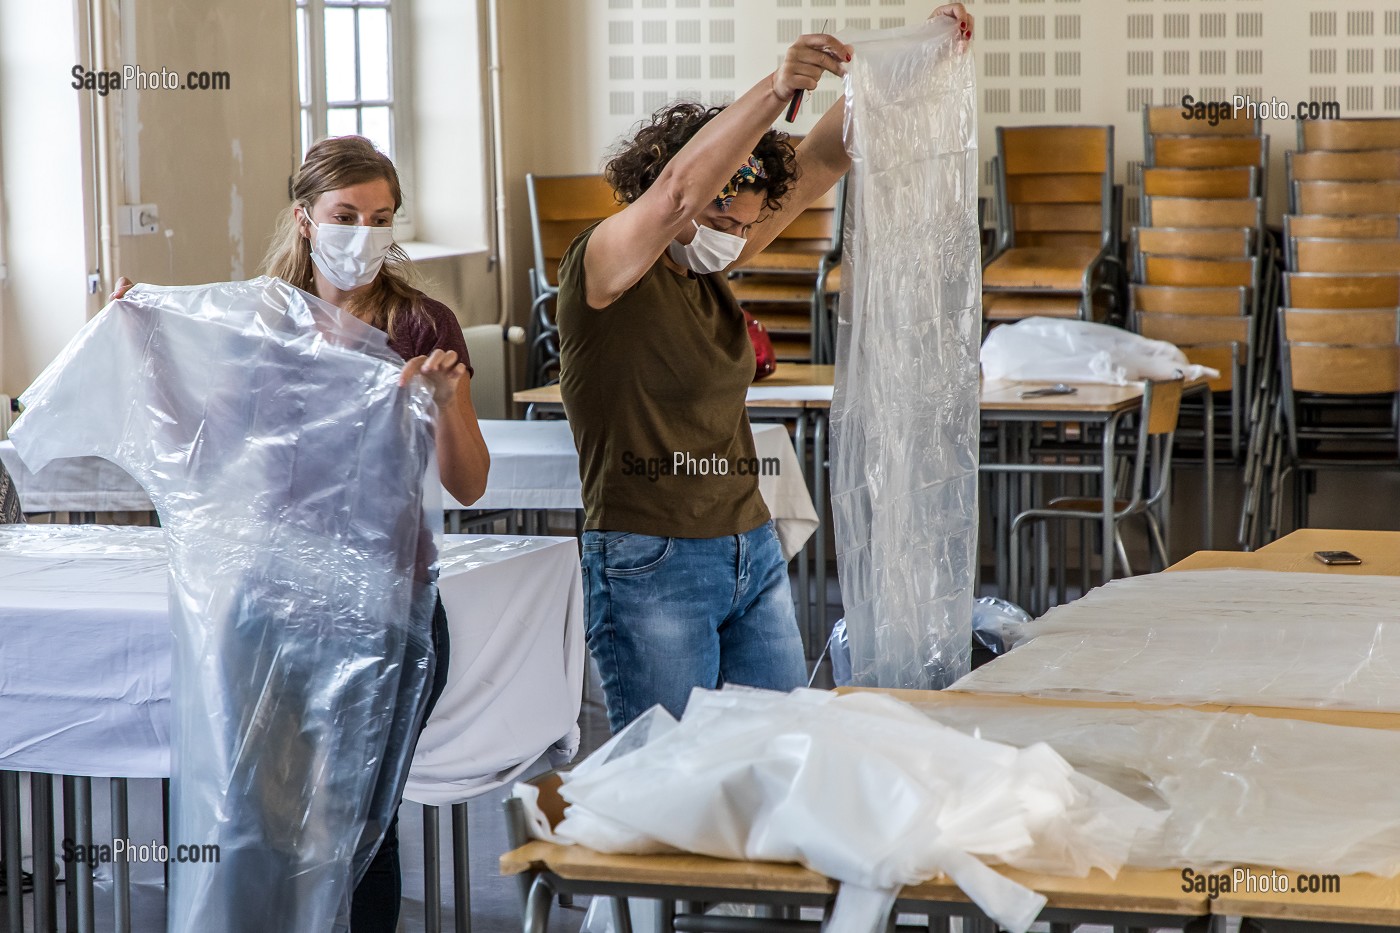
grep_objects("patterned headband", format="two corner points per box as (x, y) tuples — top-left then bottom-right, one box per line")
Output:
(715, 155), (769, 210)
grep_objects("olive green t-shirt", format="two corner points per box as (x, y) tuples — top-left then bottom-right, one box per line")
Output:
(557, 224), (771, 538)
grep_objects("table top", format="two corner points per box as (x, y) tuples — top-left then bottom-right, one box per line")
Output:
(513, 364), (836, 411)
(501, 687), (1400, 926)
(979, 379), (1150, 416)
(1168, 529), (1400, 576)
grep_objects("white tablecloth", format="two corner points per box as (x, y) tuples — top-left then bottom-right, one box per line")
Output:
(0, 525), (583, 806)
(4, 421), (819, 559)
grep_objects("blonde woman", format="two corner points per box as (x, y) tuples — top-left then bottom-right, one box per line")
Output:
(112, 135), (489, 932)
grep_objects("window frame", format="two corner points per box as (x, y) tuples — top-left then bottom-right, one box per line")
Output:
(296, 0), (417, 242)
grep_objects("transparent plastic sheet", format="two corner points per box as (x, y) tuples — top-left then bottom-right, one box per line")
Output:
(909, 699), (1400, 879)
(521, 688), (1163, 933)
(0, 522), (167, 558)
(954, 569), (1400, 711)
(980, 317), (1219, 385)
(9, 276), (440, 933)
(831, 18), (981, 690)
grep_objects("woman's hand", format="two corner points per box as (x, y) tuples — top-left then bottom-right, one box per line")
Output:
(399, 348), (466, 407)
(931, 3), (974, 41)
(772, 33), (854, 103)
(110, 277), (136, 301)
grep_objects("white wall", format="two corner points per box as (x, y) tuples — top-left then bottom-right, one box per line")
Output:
(0, 1), (92, 397)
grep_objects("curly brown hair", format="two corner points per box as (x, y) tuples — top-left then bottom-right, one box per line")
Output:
(604, 101), (800, 213)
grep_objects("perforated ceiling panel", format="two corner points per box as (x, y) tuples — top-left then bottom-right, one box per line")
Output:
(590, 0), (1400, 222)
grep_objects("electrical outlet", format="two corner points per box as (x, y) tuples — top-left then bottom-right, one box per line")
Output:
(119, 204), (160, 236)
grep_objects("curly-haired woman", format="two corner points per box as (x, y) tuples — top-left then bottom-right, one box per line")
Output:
(557, 6), (975, 732)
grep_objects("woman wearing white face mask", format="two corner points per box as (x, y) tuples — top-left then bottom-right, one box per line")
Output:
(557, 5), (975, 735)
(111, 135), (489, 933)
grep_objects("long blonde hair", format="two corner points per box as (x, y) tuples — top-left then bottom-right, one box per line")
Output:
(263, 135), (427, 339)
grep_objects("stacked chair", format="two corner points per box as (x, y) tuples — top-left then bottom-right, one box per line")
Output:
(1245, 118), (1400, 536)
(1131, 105), (1273, 504)
(982, 125), (1122, 326)
(727, 181), (844, 364)
(524, 174), (625, 386)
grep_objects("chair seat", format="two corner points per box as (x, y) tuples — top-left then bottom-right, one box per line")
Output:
(982, 293), (1083, 321)
(983, 247), (1101, 291)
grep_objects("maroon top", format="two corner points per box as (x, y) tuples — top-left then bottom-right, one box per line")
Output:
(387, 296), (473, 377)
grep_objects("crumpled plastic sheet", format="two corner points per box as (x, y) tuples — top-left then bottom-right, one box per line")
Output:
(520, 688), (1162, 933)
(981, 317), (1220, 385)
(831, 17), (981, 689)
(911, 699), (1400, 879)
(0, 522), (167, 558)
(9, 276), (440, 933)
(953, 569), (1400, 711)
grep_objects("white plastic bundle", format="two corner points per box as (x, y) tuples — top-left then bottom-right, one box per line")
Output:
(831, 17), (981, 689)
(10, 277), (439, 933)
(981, 317), (1220, 385)
(523, 688), (1161, 933)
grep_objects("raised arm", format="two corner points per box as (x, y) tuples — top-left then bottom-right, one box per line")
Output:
(582, 34), (853, 309)
(737, 3), (975, 263)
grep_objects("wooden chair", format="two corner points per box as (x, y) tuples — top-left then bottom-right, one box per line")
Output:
(1148, 135), (1268, 172)
(1287, 149), (1400, 183)
(729, 181), (844, 364)
(1143, 197), (1263, 230)
(983, 125), (1119, 323)
(1284, 214), (1400, 241)
(1293, 180), (1400, 215)
(1277, 306), (1400, 525)
(1008, 379), (1185, 611)
(1144, 104), (1260, 137)
(1139, 254), (1257, 288)
(1285, 273), (1400, 309)
(1141, 167), (1258, 199)
(1131, 283), (1252, 316)
(525, 174), (626, 385)
(1290, 238), (1400, 274)
(1298, 117), (1400, 152)
(1131, 227), (1254, 263)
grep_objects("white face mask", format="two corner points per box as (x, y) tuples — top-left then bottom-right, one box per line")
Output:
(305, 216), (395, 290)
(667, 220), (745, 275)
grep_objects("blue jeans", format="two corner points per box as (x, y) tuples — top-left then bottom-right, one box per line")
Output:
(581, 520), (808, 733)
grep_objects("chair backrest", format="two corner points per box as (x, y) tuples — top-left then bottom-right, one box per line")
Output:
(1285, 272), (1400, 308)
(1299, 117), (1400, 152)
(995, 125), (1113, 250)
(1144, 104), (1260, 137)
(1294, 180), (1400, 215)
(1280, 306), (1400, 395)
(1144, 378), (1184, 436)
(1141, 254), (1256, 288)
(1291, 237), (1400, 274)
(1141, 166), (1257, 199)
(1149, 135), (1267, 170)
(1135, 314), (1245, 393)
(1131, 283), (1251, 316)
(527, 174), (626, 291)
(736, 184), (840, 274)
(1144, 196), (1262, 229)
(1284, 214), (1400, 240)
(1287, 149), (1400, 182)
(1132, 226), (1254, 259)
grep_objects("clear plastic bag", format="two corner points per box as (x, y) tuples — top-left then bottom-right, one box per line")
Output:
(831, 15), (981, 690)
(972, 596), (1031, 656)
(980, 317), (1220, 385)
(10, 276), (440, 932)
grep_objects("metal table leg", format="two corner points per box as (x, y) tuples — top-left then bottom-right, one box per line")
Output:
(424, 805), (442, 933)
(1101, 413), (1122, 585)
(452, 802), (472, 933)
(2, 770), (23, 933)
(111, 778), (131, 933)
(813, 410), (829, 641)
(32, 773), (56, 933)
(73, 778), (94, 933)
(522, 876), (554, 933)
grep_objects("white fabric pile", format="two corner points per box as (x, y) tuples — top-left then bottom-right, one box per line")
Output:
(517, 688), (1162, 933)
(981, 317), (1220, 385)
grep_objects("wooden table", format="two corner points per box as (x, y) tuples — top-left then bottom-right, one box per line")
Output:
(979, 379), (1214, 610)
(1168, 529), (1400, 576)
(500, 688), (1400, 933)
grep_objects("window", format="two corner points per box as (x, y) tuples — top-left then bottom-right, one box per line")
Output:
(296, 0), (414, 235)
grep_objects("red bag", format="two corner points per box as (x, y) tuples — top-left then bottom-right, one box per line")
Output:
(745, 310), (778, 382)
